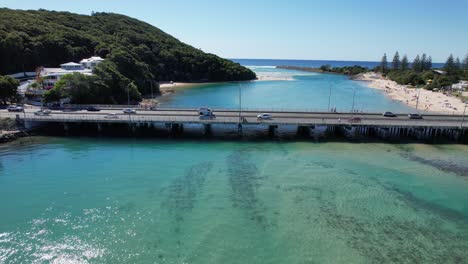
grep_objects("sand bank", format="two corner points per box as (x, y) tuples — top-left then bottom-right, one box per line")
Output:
(355, 73), (466, 114)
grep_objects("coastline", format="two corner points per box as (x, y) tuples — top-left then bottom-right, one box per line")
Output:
(354, 73), (466, 114)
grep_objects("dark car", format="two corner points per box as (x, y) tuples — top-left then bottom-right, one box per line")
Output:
(383, 112), (397, 117)
(87, 106), (101, 112)
(408, 113), (423, 119)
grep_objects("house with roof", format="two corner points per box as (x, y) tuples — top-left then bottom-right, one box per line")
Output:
(80, 56), (105, 70)
(40, 62), (93, 89)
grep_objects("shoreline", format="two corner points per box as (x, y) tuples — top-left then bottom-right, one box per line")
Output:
(354, 73), (466, 114)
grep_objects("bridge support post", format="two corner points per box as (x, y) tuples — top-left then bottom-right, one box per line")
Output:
(204, 124), (212, 136)
(237, 124), (243, 137)
(268, 125), (277, 137)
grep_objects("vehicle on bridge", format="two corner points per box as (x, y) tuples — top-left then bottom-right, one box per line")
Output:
(7, 105), (23, 112)
(104, 113), (119, 119)
(257, 113), (272, 120)
(123, 108), (137, 114)
(34, 109), (51, 116)
(87, 106), (101, 112)
(198, 107), (213, 116)
(408, 113), (423, 119)
(383, 112), (397, 117)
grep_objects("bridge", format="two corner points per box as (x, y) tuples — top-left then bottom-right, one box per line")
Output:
(1, 107), (467, 141)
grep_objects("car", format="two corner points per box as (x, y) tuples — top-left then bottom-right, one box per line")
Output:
(408, 113), (423, 119)
(198, 107), (213, 116)
(122, 108), (137, 114)
(199, 113), (216, 120)
(7, 105), (23, 112)
(104, 113), (119, 119)
(34, 109), (51, 116)
(383, 112), (397, 117)
(347, 117), (362, 123)
(257, 113), (272, 120)
(87, 106), (101, 112)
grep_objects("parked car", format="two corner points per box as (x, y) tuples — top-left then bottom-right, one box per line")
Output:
(198, 107), (213, 116)
(34, 109), (51, 116)
(122, 108), (137, 114)
(87, 106), (101, 112)
(347, 117), (362, 123)
(408, 113), (423, 119)
(104, 113), (119, 119)
(383, 112), (397, 117)
(257, 113), (272, 120)
(7, 105), (23, 112)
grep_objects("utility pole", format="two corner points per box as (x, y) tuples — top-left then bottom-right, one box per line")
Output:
(238, 83), (242, 123)
(327, 82), (332, 112)
(127, 82), (131, 107)
(415, 87), (422, 111)
(351, 87), (356, 113)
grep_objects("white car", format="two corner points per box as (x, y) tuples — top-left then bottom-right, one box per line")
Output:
(257, 113), (272, 120)
(104, 113), (119, 119)
(122, 108), (137, 114)
(34, 109), (51, 116)
(7, 105), (23, 112)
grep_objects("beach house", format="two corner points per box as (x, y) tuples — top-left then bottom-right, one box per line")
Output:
(40, 62), (93, 89)
(80, 56), (105, 70)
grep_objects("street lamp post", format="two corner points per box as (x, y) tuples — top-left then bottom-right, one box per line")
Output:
(351, 87), (356, 113)
(415, 87), (422, 111)
(238, 83), (242, 124)
(327, 82), (332, 112)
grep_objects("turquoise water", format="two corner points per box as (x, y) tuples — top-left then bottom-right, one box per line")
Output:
(0, 137), (467, 263)
(159, 67), (413, 113)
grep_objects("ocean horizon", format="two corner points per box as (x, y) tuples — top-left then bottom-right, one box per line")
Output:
(230, 58), (445, 69)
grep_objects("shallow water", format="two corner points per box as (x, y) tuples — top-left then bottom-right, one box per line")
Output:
(0, 137), (467, 263)
(159, 67), (413, 113)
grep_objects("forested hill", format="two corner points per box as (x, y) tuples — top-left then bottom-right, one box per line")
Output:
(0, 8), (256, 83)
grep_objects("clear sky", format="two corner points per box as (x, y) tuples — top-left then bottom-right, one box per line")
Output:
(1, 0), (467, 62)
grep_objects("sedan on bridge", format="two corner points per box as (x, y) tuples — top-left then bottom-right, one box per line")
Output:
(347, 117), (362, 123)
(7, 105), (23, 112)
(34, 109), (51, 116)
(104, 113), (119, 119)
(408, 113), (423, 119)
(383, 112), (397, 117)
(257, 113), (272, 120)
(122, 108), (137, 114)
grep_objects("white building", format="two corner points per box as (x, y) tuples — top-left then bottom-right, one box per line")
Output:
(452, 80), (468, 91)
(80, 56), (105, 70)
(41, 63), (92, 89)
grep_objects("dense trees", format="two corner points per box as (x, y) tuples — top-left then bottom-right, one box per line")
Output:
(0, 75), (19, 104)
(0, 8), (256, 103)
(319, 65), (368, 75)
(379, 52), (466, 89)
(379, 54), (388, 73)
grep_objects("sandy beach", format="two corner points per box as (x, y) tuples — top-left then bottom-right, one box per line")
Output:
(356, 73), (466, 114)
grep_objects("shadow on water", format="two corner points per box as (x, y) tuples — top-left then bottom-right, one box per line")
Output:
(227, 149), (270, 229)
(404, 154), (468, 178)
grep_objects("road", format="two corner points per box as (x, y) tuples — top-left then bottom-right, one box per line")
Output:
(0, 108), (466, 128)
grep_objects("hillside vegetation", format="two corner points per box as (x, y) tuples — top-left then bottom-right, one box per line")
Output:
(0, 8), (256, 103)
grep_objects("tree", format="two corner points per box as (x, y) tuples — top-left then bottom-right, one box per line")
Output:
(443, 54), (457, 75)
(401, 55), (409, 71)
(425, 56), (432, 71)
(380, 53), (388, 73)
(412, 55), (422, 72)
(421, 54), (427, 70)
(463, 54), (468, 70)
(0, 75), (19, 104)
(392, 52), (400, 71)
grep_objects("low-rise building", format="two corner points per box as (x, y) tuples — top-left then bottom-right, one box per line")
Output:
(80, 56), (105, 70)
(41, 63), (92, 89)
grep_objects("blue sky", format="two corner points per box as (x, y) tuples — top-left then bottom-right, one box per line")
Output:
(1, 0), (467, 62)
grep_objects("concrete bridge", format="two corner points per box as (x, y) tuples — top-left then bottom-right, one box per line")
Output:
(2, 108), (467, 141)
